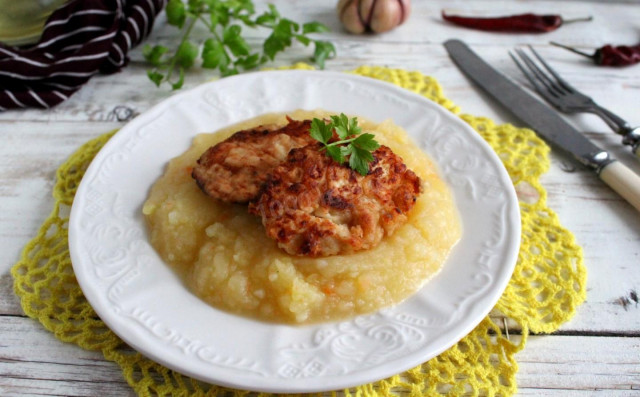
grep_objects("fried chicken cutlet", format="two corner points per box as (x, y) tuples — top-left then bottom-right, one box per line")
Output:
(192, 118), (315, 203)
(249, 144), (422, 257)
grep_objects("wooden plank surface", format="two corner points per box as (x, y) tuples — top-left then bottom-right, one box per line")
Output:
(1, 0), (639, 395)
(2, 310), (638, 395)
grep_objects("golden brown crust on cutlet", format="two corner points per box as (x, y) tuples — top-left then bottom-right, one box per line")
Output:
(248, 144), (422, 257)
(191, 118), (315, 203)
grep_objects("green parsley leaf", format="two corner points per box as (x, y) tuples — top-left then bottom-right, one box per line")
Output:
(166, 0), (187, 28)
(295, 34), (311, 46)
(256, 12), (276, 26)
(235, 53), (261, 70)
(175, 40), (199, 69)
(223, 25), (251, 57)
(339, 145), (352, 158)
(187, 0), (201, 10)
(275, 18), (298, 37)
(202, 38), (228, 69)
(326, 145), (345, 164)
(349, 116), (362, 135)
(221, 66), (239, 76)
(310, 118), (332, 144)
(263, 35), (286, 60)
(230, 0), (254, 15)
(349, 146), (374, 176)
(217, 7), (230, 26)
(313, 41), (336, 69)
(147, 70), (164, 87)
(267, 4), (280, 18)
(255, 5), (278, 26)
(303, 21), (330, 34)
(353, 133), (380, 151)
(330, 113), (352, 139)
(263, 19), (298, 60)
(143, 44), (168, 66)
(309, 115), (380, 176)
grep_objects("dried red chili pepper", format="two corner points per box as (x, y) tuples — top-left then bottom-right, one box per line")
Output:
(550, 41), (640, 66)
(441, 11), (592, 33)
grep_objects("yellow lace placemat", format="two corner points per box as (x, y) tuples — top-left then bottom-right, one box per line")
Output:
(12, 65), (587, 396)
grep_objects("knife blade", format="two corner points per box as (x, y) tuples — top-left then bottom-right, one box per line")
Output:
(444, 39), (640, 212)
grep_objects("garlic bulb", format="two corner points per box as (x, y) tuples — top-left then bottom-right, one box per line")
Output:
(337, 0), (411, 34)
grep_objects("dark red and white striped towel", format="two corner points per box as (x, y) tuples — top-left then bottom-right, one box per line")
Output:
(0, 0), (165, 111)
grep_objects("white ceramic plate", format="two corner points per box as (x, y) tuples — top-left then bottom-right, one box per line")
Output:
(69, 70), (520, 393)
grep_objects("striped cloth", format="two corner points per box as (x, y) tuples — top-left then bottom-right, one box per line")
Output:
(0, 0), (165, 111)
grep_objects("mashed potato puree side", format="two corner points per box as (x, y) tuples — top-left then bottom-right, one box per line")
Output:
(143, 110), (461, 324)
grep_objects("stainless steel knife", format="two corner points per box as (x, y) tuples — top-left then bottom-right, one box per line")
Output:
(444, 39), (640, 212)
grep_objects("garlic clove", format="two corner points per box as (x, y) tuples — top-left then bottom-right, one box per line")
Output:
(370, 0), (402, 33)
(337, 0), (367, 34)
(338, 0), (411, 34)
(398, 0), (411, 24)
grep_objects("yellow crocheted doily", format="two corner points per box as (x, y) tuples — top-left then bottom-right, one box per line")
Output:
(12, 65), (586, 396)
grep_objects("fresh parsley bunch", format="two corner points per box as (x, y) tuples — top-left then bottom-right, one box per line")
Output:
(143, 0), (336, 89)
(310, 114), (380, 175)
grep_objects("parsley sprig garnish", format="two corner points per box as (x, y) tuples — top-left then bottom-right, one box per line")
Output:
(143, 0), (336, 90)
(310, 114), (380, 175)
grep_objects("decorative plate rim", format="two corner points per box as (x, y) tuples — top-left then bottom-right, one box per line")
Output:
(68, 70), (520, 393)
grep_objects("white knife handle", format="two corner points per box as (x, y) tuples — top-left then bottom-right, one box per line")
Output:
(599, 161), (640, 212)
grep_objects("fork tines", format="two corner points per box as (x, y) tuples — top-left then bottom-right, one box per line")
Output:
(509, 45), (637, 141)
(509, 46), (577, 106)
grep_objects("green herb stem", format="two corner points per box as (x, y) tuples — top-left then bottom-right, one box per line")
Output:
(143, 0), (335, 90)
(165, 12), (200, 84)
(324, 137), (358, 148)
(198, 15), (212, 29)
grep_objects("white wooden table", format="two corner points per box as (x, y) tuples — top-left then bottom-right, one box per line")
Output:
(1, 0), (639, 395)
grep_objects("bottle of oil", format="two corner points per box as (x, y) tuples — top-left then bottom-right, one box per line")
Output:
(0, 0), (67, 46)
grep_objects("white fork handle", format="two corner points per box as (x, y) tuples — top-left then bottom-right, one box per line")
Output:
(599, 161), (640, 212)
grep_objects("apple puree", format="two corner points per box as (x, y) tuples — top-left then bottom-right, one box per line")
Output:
(142, 109), (460, 324)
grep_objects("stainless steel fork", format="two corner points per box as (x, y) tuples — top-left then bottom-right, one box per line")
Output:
(510, 45), (640, 157)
